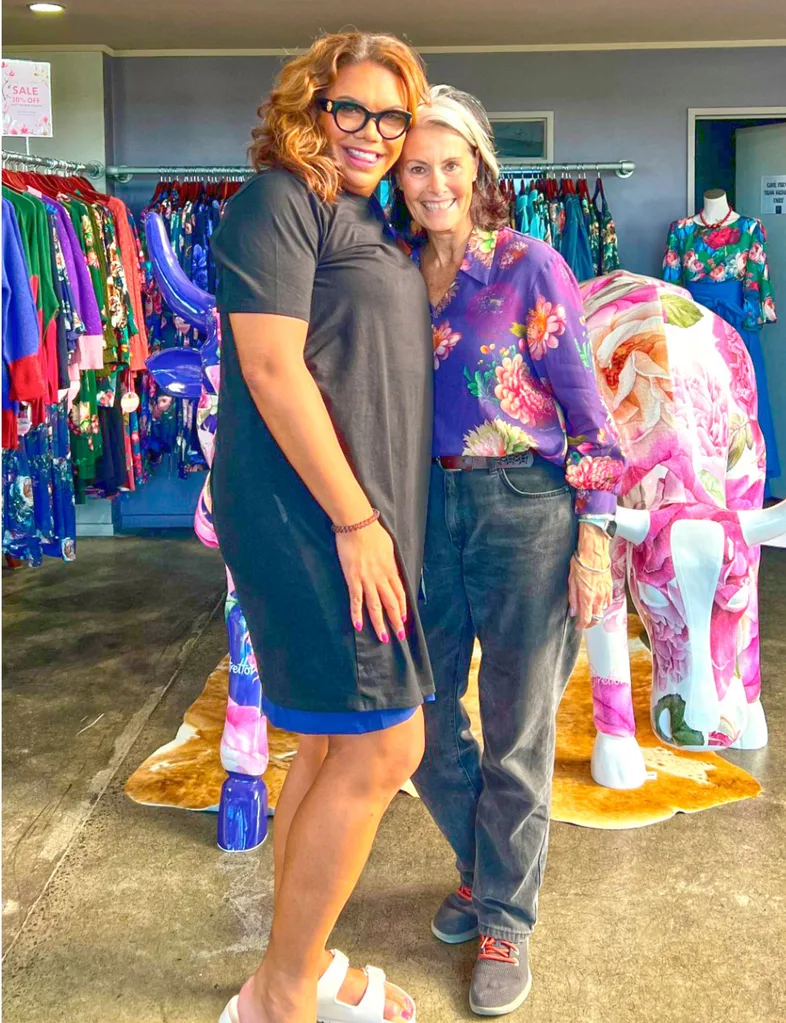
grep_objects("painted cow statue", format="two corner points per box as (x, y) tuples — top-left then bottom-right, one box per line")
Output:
(145, 227), (785, 816)
(145, 212), (269, 851)
(580, 272), (786, 790)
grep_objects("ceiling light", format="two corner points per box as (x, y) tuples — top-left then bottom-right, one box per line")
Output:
(28, 3), (66, 12)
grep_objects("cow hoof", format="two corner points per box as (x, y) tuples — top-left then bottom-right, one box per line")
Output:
(730, 699), (768, 750)
(591, 732), (648, 790)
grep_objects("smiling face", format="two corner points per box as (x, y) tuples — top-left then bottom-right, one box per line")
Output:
(398, 123), (479, 237)
(318, 60), (410, 198)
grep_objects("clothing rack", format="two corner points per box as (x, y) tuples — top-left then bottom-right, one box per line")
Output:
(106, 165), (253, 182)
(106, 160), (636, 182)
(498, 161), (635, 179)
(2, 149), (105, 180)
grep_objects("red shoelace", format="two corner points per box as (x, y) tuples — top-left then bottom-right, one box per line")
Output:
(478, 936), (520, 965)
(457, 884), (473, 901)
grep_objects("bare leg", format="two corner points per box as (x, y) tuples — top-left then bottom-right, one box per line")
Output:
(237, 711), (425, 1023)
(273, 735), (328, 903)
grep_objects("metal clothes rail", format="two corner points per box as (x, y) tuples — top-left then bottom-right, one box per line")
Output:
(498, 161), (635, 179)
(2, 150), (105, 180)
(106, 165), (253, 182)
(103, 160), (637, 182)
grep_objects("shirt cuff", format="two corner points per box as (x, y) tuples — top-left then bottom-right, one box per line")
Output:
(575, 490), (618, 518)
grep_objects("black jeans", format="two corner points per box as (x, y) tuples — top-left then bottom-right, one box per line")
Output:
(413, 458), (580, 941)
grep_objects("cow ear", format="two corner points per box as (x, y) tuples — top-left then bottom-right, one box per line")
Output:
(615, 507), (650, 546)
(738, 501), (786, 547)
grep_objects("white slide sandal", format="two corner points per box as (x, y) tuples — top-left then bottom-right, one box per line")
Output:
(218, 950), (416, 1023)
(318, 950), (415, 1023)
(218, 995), (239, 1023)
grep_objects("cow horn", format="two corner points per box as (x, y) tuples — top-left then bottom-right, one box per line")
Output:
(615, 507), (650, 545)
(738, 501), (786, 546)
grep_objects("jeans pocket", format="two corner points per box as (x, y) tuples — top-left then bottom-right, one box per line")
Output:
(498, 467), (570, 499)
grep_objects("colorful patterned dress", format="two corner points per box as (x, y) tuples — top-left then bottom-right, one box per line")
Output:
(663, 215), (779, 486)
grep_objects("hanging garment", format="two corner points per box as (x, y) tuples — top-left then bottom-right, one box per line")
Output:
(2, 167), (152, 547)
(594, 177), (621, 272)
(3, 402), (76, 565)
(560, 193), (596, 282)
(577, 179), (601, 273)
(531, 189), (552, 246)
(2, 199), (46, 449)
(515, 187), (529, 234)
(546, 181), (564, 253)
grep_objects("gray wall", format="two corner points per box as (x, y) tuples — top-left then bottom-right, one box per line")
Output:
(110, 47), (786, 275)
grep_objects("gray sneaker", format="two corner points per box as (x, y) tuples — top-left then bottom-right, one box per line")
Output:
(469, 936), (532, 1016)
(431, 884), (479, 944)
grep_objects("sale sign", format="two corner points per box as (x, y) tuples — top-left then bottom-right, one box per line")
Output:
(2, 60), (53, 137)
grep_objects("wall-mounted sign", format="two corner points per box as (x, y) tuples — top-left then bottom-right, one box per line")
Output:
(761, 175), (786, 216)
(2, 60), (53, 137)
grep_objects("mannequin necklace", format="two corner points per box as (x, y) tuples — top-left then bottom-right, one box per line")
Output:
(699, 205), (734, 229)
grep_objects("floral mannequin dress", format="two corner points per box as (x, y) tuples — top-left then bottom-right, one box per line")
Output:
(663, 215), (780, 489)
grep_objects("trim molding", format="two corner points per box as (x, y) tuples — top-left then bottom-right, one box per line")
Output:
(687, 107), (786, 217)
(2, 44), (115, 55)
(3, 40), (786, 58)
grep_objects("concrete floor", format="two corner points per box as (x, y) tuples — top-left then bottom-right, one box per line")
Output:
(2, 536), (785, 1023)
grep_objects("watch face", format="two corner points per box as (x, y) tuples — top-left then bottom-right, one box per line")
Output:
(607, 520), (618, 538)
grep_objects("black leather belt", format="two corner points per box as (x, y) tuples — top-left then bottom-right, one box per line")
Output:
(435, 452), (536, 471)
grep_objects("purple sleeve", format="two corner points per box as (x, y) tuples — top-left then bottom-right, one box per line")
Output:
(54, 203), (103, 336)
(527, 254), (626, 516)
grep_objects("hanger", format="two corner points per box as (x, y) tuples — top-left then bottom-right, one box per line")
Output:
(593, 167), (605, 203)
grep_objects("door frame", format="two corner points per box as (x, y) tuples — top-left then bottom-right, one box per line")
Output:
(687, 107), (786, 217)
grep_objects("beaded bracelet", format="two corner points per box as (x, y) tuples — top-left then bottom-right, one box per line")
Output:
(572, 551), (611, 574)
(331, 508), (381, 534)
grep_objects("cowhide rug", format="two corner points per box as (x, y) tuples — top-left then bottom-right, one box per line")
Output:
(125, 616), (760, 829)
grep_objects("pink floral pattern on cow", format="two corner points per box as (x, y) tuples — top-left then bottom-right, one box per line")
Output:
(580, 271), (766, 749)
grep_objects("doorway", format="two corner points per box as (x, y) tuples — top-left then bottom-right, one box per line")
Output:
(689, 108), (786, 503)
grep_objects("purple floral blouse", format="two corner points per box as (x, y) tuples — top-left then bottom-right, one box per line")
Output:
(412, 226), (626, 517)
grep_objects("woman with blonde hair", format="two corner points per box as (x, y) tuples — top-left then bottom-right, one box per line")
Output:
(395, 86), (626, 1016)
(214, 32), (432, 1023)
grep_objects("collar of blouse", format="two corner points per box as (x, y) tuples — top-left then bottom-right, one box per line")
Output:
(408, 225), (501, 286)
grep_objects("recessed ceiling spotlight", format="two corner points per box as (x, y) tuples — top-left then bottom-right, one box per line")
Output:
(28, 3), (66, 12)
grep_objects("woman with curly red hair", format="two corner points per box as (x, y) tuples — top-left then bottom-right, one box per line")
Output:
(213, 31), (431, 1023)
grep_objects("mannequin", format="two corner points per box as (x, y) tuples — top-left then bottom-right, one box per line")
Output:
(693, 188), (740, 227)
(664, 187), (779, 492)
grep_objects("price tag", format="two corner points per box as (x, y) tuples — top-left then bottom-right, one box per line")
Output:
(121, 391), (140, 414)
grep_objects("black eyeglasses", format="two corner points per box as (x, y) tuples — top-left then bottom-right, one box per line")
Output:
(317, 98), (412, 141)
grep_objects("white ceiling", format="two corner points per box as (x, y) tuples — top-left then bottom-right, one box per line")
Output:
(4, 0), (786, 51)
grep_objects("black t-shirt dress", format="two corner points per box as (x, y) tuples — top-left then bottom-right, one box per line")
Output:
(210, 168), (435, 714)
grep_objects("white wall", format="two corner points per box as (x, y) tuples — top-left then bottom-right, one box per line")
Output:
(3, 49), (107, 189)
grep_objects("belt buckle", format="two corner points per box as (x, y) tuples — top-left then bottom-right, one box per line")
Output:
(501, 452), (535, 469)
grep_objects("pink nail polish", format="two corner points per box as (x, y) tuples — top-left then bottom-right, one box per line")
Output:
(354, 620), (363, 632)
(397, 629), (406, 641)
(381, 631), (390, 644)
(402, 611), (408, 623)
